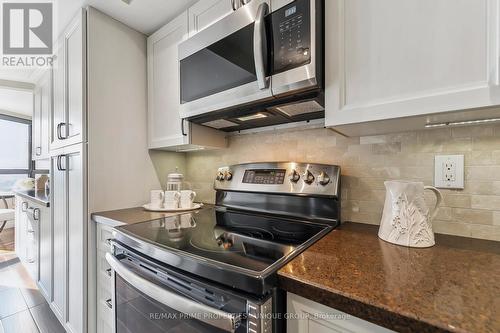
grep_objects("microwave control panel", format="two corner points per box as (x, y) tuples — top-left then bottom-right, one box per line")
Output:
(271, 0), (312, 74)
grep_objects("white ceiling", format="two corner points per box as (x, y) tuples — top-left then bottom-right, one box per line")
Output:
(0, 88), (33, 119)
(0, 0), (198, 83)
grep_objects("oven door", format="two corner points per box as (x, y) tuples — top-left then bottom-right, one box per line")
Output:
(105, 252), (248, 333)
(179, 0), (273, 119)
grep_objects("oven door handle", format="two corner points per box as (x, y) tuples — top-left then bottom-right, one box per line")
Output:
(105, 253), (241, 332)
(254, 2), (269, 90)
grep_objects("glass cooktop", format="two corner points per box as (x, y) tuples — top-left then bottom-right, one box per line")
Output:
(116, 207), (331, 273)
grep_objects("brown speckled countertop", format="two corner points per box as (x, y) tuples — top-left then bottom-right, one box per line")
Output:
(278, 222), (500, 333)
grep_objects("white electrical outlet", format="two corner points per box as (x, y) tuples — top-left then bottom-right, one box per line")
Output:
(434, 155), (464, 189)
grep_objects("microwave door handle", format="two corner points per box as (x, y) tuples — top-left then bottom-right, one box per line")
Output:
(254, 2), (269, 90)
(105, 253), (241, 332)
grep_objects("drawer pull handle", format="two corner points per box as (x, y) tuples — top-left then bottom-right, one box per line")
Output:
(106, 268), (112, 277)
(105, 299), (112, 309)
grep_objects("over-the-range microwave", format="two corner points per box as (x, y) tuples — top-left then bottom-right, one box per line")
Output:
(179, 0), (324, 132)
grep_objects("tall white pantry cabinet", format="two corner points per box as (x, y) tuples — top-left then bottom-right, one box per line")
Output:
(49, 6), (160, 333)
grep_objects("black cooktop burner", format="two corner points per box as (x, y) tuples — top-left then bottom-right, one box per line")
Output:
(116, 207), (330, 273)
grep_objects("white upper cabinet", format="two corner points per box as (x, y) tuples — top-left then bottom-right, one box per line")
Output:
(148, 12), (190, 149)
(325, 0), (500, 136)
(33, 70), (51, 160)
(147, 10), (227, 151)
(51, 9), (86, 150)
(188, 0), (234, 36)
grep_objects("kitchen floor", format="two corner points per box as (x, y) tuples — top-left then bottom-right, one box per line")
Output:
(0, 228), (65, 333)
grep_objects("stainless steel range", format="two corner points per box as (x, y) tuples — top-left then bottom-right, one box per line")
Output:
(106, 162), (341, 333)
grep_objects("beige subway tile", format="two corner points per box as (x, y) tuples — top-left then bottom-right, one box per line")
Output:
(370, 167), (401, 178)
(358, 200), (383, 214)
(399, 167), (433, 180)
(360, 135), (387, 145)
(340, 176), (359, 189)
(452, 125), (494, 138)
(347, 144), (372, 154)
(469, 224), (500, 241)
(471, 195), (500, 210)
(372, 143), (402, 154)
(494, 211), (500, 226)
(345, 212), (381, 225)
(347, 189), (385, 201)
(358, 178), (386, 190)
(451, 208), (493, 225)
(442, 194), (471, 209)
(466, 166), (500, 181)
(442, 137), (472, 152)
(433, 221), (471, 237)
(466, 151), (494, 166)
(472, 136), (500, 151)
(435, 207), (452, 221)
(417, 128), (452, 143)
(464, 181), (500, 195)
(492, 150), (500, 164)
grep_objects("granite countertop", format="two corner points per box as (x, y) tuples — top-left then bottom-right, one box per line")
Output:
(278, 222), (500, 333)
(91, 205), (209, 227)
(14, 189), (50, 207)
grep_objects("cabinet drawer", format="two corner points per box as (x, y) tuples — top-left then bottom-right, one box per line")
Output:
(97, 315), (113, 333)
(97, 224), (114, 251)
(97, 249), (112, 284)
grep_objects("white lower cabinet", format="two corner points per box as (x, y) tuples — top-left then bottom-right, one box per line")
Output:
(51, 144), (86, 333)
(36, 202), (51, 300)
(14, 196), (52, 301)
(95, 223), (114, 333)
(287, 293), (395, 333)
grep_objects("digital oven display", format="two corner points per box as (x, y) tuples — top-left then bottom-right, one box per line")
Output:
(285, 6), (297, 17)
(243, 169), (286, 185)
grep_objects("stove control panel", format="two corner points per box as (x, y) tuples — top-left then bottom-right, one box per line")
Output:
(215, 162), (340, 197)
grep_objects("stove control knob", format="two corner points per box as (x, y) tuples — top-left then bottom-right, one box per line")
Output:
(224, 171), (233, 181)
(216, 171), (224, 181)
(303, 170), (315, 184)
(317, 171), (331, 186)
(289, 169), (300, 183)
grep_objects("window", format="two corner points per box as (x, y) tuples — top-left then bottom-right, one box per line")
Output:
(0, 114), (32, 192)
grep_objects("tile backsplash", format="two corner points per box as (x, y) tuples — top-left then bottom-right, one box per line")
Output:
(155, 124), (500, 241)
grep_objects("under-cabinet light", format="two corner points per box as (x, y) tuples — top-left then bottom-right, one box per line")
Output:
(425, 118), (500, 128)
(236, 113), (268, 122)
(177, 147), (206, 152)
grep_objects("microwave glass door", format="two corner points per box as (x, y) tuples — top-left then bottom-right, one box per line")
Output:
(180, 23), (257, 104)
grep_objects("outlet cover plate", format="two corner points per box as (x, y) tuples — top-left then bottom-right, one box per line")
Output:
(434, 155), (464, 189)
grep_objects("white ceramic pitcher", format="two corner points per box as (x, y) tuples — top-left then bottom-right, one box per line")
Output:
(379, 181), (442, 248)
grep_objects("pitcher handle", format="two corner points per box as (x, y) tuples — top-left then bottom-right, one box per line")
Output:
(424, 186), (442, 220)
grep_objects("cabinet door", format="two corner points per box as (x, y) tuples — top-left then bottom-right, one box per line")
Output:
(51, 9), (86, 150)
(51, 154), (66, 321)
(147, 12), (189, 149)
(188, 0), (234, 36)
(34, 70), (51, 159)
(65, 10), (86, 146)
(40, 71), (51, 158)
(37, 205), (52, 302)
(325, 0), (500, 135)
(66, 149), (85, 333)
(51, 42), (65, 150)
(32, 85), (42, 159)
(14, 196), (28, 262)
(287, 293), (395, 333)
